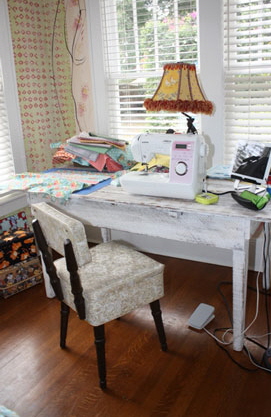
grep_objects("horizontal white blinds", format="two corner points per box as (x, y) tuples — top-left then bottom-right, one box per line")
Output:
(223, 0), (271, 164)
(0, 62), (15, 183)
(100, 0), (198, 139)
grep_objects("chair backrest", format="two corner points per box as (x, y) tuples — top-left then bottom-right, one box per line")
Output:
(31, 202), (91, 268)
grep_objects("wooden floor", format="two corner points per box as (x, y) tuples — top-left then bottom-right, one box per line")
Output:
(1, 254), (271, 417)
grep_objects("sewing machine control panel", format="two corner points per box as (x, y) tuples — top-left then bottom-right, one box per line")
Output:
(170, 140), (195, 183)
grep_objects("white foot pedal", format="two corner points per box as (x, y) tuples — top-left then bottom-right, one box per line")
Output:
(188, 303), (215, 329)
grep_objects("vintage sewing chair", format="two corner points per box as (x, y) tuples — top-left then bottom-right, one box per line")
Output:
(31, 202), (167, 389)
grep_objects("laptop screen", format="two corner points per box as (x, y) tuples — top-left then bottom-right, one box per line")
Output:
(231, 141), (271, 185)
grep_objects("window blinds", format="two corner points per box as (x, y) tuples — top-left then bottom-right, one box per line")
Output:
(0, 61), (15, 183)
(99, 0), (198, 139)
(223, 0), (271, 164)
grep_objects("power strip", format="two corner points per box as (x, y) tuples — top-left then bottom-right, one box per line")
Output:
(188, 303), (215, 329)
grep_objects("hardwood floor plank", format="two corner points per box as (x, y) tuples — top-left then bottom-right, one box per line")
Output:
(0, 256), (270, 417)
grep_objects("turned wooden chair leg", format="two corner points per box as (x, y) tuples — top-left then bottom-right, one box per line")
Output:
(60, 302), (70, 349)
(150, 300), (168, 352)
(93, 325), (107, 389)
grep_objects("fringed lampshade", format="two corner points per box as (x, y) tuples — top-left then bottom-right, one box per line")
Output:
(144, 62), (213, 115)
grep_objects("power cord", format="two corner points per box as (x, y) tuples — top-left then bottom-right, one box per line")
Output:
(203, 225), (271, 373)
(207, 190), (234, 196)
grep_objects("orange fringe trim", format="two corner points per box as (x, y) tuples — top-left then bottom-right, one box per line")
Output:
(144, 98), (214, 115)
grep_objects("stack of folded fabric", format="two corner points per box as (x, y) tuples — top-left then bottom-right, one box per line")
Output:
(52, 132), (135, 172)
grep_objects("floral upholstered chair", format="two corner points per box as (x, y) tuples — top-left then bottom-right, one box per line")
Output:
(31, 202), (167, 389)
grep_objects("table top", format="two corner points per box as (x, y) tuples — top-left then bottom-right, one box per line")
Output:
(29, 178), (269, 250)
(62, 179), (271, 223)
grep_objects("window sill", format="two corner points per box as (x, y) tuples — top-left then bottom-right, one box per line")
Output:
(0, 191), (28, 217)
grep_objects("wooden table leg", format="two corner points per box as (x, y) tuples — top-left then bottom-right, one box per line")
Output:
(232, 242), (249, 351)
(101, 227), (111, 242)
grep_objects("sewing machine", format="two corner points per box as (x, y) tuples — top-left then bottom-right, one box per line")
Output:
(120, 133), (207, 199)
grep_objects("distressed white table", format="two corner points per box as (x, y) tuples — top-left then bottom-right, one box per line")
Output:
(28, 180), (271, 351)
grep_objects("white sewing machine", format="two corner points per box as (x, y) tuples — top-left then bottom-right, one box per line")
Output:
(120, 133), (207, 199)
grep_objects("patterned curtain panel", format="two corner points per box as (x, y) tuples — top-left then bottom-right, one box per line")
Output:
(7, 0), (94, 172)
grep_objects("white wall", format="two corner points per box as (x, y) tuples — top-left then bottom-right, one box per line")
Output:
(198, 0), (224, 168)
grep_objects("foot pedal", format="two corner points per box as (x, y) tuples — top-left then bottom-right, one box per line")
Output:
(188, 303), (215, 329)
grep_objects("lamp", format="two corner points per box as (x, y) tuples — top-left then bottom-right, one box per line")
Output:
(144, 62), (213, 134)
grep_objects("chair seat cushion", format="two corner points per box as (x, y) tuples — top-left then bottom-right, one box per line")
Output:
(54, 241), (164, 326)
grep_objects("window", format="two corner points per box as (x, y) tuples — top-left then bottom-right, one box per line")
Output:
(0, 0), (26, 187)
(0, 62), (15, 183)
(88, 1), (271, 167)
(98, 0), (198, 139)
(223, 0), (271, 164)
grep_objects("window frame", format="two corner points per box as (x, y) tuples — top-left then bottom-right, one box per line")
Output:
(223, 0), (271, 165)
(86, 0), (224, 168)
(0, 0), (27, 178)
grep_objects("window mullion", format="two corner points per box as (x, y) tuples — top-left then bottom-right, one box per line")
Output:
(132, 0), (140, 71)
(174, 0), (180, 60)
(152, 0), (159, 71)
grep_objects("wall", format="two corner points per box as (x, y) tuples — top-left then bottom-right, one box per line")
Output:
(110, 230), (264, 272)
